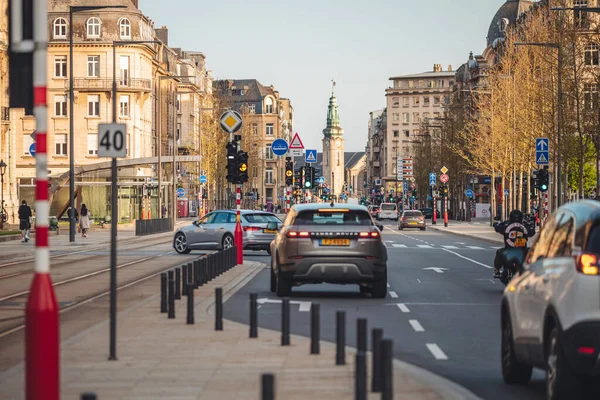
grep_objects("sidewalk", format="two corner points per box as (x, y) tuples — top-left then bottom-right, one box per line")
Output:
(0, 261), (480, 400)
(428, 221), (503, 245)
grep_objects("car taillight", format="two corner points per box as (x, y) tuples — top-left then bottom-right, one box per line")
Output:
(577, 346), (596, 355)
(576, 253), (600, 275)
(418, 217), (424, 221)
(287, 231), (310, 238)
(359, 231), (380, 238)
(243, 226), (261, 232)
(402, 217), (408, 221)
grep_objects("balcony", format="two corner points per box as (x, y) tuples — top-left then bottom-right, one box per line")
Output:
(67, 78), (152, 92)
(373, 147), (380, 153)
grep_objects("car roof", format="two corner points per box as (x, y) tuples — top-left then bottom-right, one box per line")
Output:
(292, 203), (368, 212)
(210, 210), (276, 215)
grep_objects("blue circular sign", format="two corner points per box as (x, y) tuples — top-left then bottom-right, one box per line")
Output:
(465, 189), (474, 198)
(177, 188), (186, 197)
(199, 175), (207, 184)
(271, 139), (289, 157)
(29, 143), (36, 157)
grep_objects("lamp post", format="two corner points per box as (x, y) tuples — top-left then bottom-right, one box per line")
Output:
(0, 159), (6, 229)
(68, 5), (126, 243)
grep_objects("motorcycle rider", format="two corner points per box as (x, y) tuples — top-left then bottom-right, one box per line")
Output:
(493, 209), (534, 278)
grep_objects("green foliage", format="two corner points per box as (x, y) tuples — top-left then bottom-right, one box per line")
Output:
(567, 159), (597, 194)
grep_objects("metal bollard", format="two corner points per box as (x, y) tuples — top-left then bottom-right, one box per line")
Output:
(355, 352), (367, 400)
(371, 328), (383, 393)
(160, 272), (167, 313)
(193, 260), (200, 289)
(81, 393), (97, 400)
(281, 298), (290, 346)
(380, 339), (393, 400)
(187, 263), (193, 289)
(175, 267), (181, 300)
(201, 257), (208, 284)
(168, 270), (175, 319)
(208, 254), (214, 280)
(261, 373), (275, 400)
(336, 311), (346, 365)
(182, 264), (188, 296)
(310, 303), (320, 354)
(250, 293), (258, 338)
(357, 318), (367, 353)
(215, 287), (223, 331)
(186, 282), (194, 325)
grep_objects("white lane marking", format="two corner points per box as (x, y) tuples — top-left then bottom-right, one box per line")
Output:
(417, 279), (422, 283)
(467, 246), (484, 250)
(386, 283), (391, 288)
(392, 244), (408, 248)
(455, 242), (466, 245)
(396, 303), (410, 313)
(298, 302), (312, 312)
(442, 245), (458, 249)
(389, 291), (398, 298)
(423, 267), (447, 274)
(427, 343), (449, 360)
(417, 244), (432, 248)
(442, 249), (493, 269)
(409, 319), (425, 332)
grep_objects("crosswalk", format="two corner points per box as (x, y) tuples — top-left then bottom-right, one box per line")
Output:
(388, 243), (495, 250)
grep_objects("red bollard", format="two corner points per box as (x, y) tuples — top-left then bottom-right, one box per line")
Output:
(234, 220), (243, 265)
(444, 211), (449, 227)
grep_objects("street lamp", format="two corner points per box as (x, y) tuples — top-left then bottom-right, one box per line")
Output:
(68, 5), (126, 242)
(0, 159), (6, 229)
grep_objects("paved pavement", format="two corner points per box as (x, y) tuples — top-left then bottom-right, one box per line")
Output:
(0, 257), (469, 400)
(427, 221), (503, 245)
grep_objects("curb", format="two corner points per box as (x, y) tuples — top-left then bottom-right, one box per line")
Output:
(428, 225), (503, 246)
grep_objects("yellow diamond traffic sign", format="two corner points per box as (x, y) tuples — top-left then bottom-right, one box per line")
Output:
(440, 166), (448, 174)
(219, 110), (243, 134)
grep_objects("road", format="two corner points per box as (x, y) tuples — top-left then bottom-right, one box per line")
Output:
(224, 220), (550, 400)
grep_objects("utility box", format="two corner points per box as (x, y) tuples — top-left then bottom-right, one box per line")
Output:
(177, 199), (189, 218)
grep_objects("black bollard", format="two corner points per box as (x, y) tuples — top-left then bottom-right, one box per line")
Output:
(218, 250), (223, 275)
(182, 264), (188, 296)
(380, 339), (393, 400)
(371, 328), (383, 393)
(186, 282), (194, 325)
(215, 287), (223, 331)
(160, 272), (167, 313)
(310, 303), (320, 355)
(187, 263), (193, 288)
(281, 298), (290, 346)
(193, 260), (200, 289)
(168, 270), (175, 319)
(81, 393), (97, 400)
(174, 267), (181, 300)
(201, 257), (207, 284)
(261, 373), (275, 400)
(355, 352), (367, 400)
(336, 311), (346, 365)
(250, 293), (258, 338)
(208, 254), (214, 280)
(357, 318), (367, 353)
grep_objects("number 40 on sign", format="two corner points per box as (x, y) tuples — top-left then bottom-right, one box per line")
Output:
(98, 123), (127, 158)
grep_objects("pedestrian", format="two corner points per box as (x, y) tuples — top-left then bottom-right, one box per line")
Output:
(161, 204), (167, 219)
(80, 204), (90, 237)
(18, 200), (32, 243)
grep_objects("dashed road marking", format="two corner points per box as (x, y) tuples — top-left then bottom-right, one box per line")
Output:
(417, 245), (433, 248)
(392, 244), (408, 248)
(396, 303), (410, 313)
(442, 249), (493, 269)
(442, 245), (458, 249)
(409, 319), (425, 332)
(389, 291), (398, 298)
(467, 246), (484, 250)
(427, 343), (449, 360)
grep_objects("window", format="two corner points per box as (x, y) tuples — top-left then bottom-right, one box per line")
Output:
(248, 104), (256, 114)
(265, 168), (274, 184)
(54, 56), (67, 78)
(437, 79), (445, 88)
(408, 81), (414, 88)
(88, 94), (100, 117)
(423, 97), (430, 107)
(87, 56), (100, 77)
(251, 123), (258, 134)
(428, 80), (434, 88)
(53, 18), (68, 39)
(423, 112), (430, 121)
(119, 56), (129, 85)
(433, 96), (440, 105)
(23, 134), (34, 156)
(119, 18), (131, 39)
(403, 97), (409, 107)
(528, 213), (562, 263)
(575, 0), (590, 29)
(413, 97), (420, 106)
(87, 134), (98, 155)
(86, 17), (101, 38)
(176, 94), (181, 112)
(584, 83), (598, 109)
(265, 123), (274, 135)
(403, 130), (410, 138)
(265, 97), (273, 113)
(120, 95), (130, 117)
(265, 144), (274, 160)
(392, 113), (400, 123)
(295, 209), (372, 225)
(585, 43), (599, 66)
(402, 113), (409, 124)
(240, 89), (245, 95)
(547, 215), (575, 258)
(392, 97), (399, 108)
(54, 95), (67, 117)
(55, 134), (67, 156)
(413, 113), (421, 123)
(393, 130), (399, 137)
(434, 112), (441, 119)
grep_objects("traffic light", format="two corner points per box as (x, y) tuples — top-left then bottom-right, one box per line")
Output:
(285, 161), (294, 186)
(441, 186), (449, 197)
(411, 190), (417, 200)
(538, 167), (549, 192)
(304, 166), (313, 189)
(225, 142), (238, 183)
(237, 150), (249, 184)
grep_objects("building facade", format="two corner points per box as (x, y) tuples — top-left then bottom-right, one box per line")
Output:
(365, 109), (385, 195)
(322, 88), (345, 197)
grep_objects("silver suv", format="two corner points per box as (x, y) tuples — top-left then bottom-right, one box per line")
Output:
(269, 203), (387, 298)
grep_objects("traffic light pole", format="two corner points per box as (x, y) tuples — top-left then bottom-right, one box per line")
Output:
(444, 196), (448, 227)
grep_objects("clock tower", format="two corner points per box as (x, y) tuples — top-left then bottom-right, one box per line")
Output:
(322, 83), (345, 197)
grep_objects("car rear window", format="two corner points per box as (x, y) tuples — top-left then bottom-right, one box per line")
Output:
(381, 204), (396, 211)
(586, 225), (600, 253)
(244, 213), (280, 223)
(404, 211), (422, 217)
(295, 209), (372, 225)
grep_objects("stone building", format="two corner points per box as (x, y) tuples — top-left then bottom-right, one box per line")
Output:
(321, 86), (345, 197)
(365, 109), (385, 194)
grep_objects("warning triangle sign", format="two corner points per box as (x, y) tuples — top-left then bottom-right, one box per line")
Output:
(289, 132), (304, 149)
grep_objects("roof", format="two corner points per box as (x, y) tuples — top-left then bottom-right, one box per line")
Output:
(344, 152), (365, 169)
(291, 203), (369, 212)
(214, 79), (274, 103)
(389, 71), (455, 80)
(487, 1), (535, 47)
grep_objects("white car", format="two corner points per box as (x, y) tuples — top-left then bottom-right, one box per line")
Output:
(377, 203), (398, 221)
(501, 201), (600, 399)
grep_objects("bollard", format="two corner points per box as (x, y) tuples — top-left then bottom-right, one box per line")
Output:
(357, 318), (367, 353)
(380, 339), (393, 400)
(193, 260), (200, 289)
(336, 311), (346, 365)
(261, 373), (275, 400)
(201, 257), (208, 284)
(168, 270), (175, 319)
(250, 293), (258, 338)
(186, 282), (194, 325)
(215, 287), (223, 331)
(160, 272), (167, 313)
(182, 264), (188, 296)
(371, 328), (383, 393)
(174, 267), (181, 300)
(187, 263), (193, 289)
(218, 250), (223, 275)
(208, 254), (214, 280)
(310, 303), (320, 355)
(355, 352), (367, 400)
(81, 393), (97, 400)
(281, 298), (290, 346)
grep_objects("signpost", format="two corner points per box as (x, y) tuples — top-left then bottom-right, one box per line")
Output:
(535, 138), (549, 165)
(305, 149), (317, 164)
(440, 167), (449, 227)
(177, 188), (186, 197)
(271, 139), (289, 157)
(29, 143), (36, 157)
(466, 189), (474, 198)
(317, 177), (325, 185)
(199, 175), (207, 184)
(289, 132), (304, 150)
(429, 173), (436, 187)
(219, 110), (243, 134)
(440, 174), (449, 183)
(504, 189), (510, 197)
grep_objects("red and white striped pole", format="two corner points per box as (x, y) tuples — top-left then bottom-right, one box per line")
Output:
(26, 0), (59, 399)
(286, 186), (291, 212)
(234, 185), (243, 264)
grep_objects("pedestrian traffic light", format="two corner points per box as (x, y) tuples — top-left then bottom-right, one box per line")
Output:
(285, 161), (294, 186)
(237, 150), (249, 184)
(294, 168), (302, 188)
(538, 167), (549, 192)
(225, 142), (238, 183)
(304, 166), (313, 189)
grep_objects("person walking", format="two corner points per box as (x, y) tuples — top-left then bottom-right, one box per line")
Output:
(18, 200), (32, 243)
(80, 204), (90, 238)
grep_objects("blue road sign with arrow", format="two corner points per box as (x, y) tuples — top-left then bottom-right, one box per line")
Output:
(429, 172), (436, 186)
(536, 138), (549, 165)
(305, 149), (317, 163)
(465, 189), (474, 198)
(271, 139), (288, 156)
(403, 182), (409, 192)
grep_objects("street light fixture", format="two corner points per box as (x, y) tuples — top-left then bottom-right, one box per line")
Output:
(0, 159), (6, 229)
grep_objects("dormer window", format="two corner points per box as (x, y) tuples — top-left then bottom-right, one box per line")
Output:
(265, 97), (273, 113)
(498, 18), (509, 33)
(240, 89), (245, 95)
(119, 18), (131, 39)
(86, 17), (101, 38)
(53, 18), (68, 39)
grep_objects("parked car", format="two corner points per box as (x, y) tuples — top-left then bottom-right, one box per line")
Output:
(500, 200), (600, 399)
(368, 205), (380, 219)
(173, 210), (282, 255)
(377, 203), (399, 221)
(269, 203), (387, 298)
(398, 210), (426, 230)
(419, 207), (440, 219)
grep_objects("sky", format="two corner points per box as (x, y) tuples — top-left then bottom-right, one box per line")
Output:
(139, 0), (507, 152)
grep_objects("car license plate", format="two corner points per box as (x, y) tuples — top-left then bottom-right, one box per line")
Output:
(515, 238), (527, 247)
(264, 229), (277, 234)
(320, 238), (350, 246)
(410, 222), (417, 225)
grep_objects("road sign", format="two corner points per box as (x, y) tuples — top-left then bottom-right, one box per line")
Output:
(410, 182), (416, 189)
(271, 139), (288, 156)
(535, 137), (549, 165)
(289, 132), (304, 149)
(199, 175), (207, 184)
(403, 182), (409, 192)
(440, 174), (449, 183)
(177, 188), (186, 197)
(291, 149), (303, 157)
(219, 110), (243, 134)
(429, 173), (436, 187)
(465, 189), (474, 198)
(322, 183), (328, 188)
(504, 189), (510, 197)
(317, 177), (325, 184)
(98, 123), (127, 158)
(29, 143), (36, 157)
(441, 166), (448, 174)
(305, 149), (317, 163)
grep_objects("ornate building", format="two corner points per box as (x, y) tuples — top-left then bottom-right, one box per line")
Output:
(322, 85), (345, 197)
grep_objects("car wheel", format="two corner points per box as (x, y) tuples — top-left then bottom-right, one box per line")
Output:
(501, 308), (532, 384)
(174, 233), (191, 254)
(276, 273), (292, 297)
(371, 269), (387, 299)
(269, 257), (276, 293)
(359, 285), (370, 295)
(546, 325), (581, 399)
(222, 234), (234, 250)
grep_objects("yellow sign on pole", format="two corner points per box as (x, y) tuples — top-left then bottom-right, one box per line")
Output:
(441, 166), (448, 174)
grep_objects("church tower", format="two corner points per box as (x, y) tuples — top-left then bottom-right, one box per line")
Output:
(322, 83), (345, 197)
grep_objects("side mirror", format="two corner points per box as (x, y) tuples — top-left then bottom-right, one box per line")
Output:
(266, 221), (278, 231)
(376, 224), (384, 231)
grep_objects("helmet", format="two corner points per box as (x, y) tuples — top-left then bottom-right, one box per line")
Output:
(509, 209), (523, 223)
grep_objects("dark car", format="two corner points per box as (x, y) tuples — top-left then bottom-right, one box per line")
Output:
(419, 208), (440, 219)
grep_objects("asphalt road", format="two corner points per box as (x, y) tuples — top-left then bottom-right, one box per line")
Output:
(224, 221), (549, 400)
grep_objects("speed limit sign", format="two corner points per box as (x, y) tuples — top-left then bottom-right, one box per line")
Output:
(98, 123), (127, 158)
